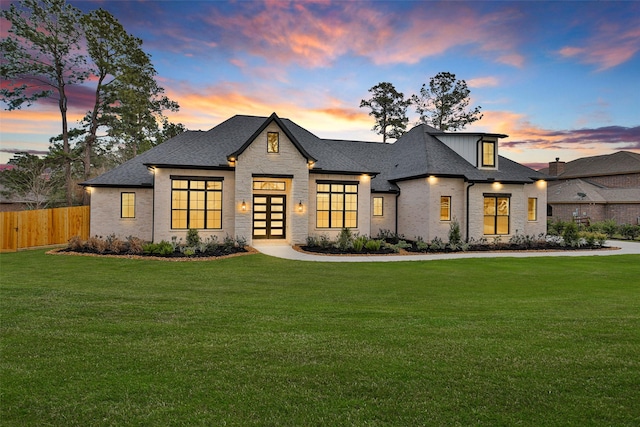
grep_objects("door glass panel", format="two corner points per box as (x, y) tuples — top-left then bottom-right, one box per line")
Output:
(271, 213), (283, 220)
(271, 229), (283, 236)
(271, 197), (284, 204)
(271, 205), (283, 212)
(254, 197), (267, 204)
(254, 213), (267, 220)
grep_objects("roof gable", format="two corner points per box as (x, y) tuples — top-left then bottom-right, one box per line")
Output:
(228, 113), (316, 163)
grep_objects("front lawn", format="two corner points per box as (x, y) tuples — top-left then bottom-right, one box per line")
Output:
(1, 250), (639, 426)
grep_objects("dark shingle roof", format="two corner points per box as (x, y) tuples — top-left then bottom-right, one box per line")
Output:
(82, 114), (545, 189)
(540, 151), (640, 177)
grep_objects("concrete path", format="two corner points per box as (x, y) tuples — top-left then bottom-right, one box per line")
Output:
(252, 240), (640, 262)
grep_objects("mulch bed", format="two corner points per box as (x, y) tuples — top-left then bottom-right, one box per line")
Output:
(47, 246), (258, 261)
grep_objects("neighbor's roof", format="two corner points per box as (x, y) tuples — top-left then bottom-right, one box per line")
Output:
(548, 179), (640, 203)
(540, 151), (640, 178)
(82, 114), (545, 189)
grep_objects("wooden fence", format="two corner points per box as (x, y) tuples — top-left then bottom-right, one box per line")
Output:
(0, 206), (90, 252)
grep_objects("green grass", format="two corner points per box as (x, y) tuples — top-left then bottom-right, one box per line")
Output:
(1, 250), (639, 426)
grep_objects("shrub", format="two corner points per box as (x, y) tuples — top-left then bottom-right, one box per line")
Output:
(364, 239), (382, 252)
(429, 237), (446, 252)
(353, 235), (368, 252)
(318, 234), (332, 249)
(68, 235), (84, 251)
(105, 234), (126, 253)
(143, 241), (174, 256)
(334, 228), (354, 251)
(186, 228), (201, 247)
(87, 236), (108, 254)
(562, 222), (579, 247)
(415, 236), (429, 252)
(390, 239), (412, 253)
(601, 219), (619, 238)
(306, 235), (319, 247)
(448, 220), (461, 246)
(126, 236), (145, 255)
(235, 235), (247, 250)
(620, 224), (640, 240)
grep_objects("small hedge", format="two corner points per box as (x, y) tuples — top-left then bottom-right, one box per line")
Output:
(302, 226), (608, 255)
(64, 231), (248, 258)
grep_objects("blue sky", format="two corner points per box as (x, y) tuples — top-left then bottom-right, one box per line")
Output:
(1, 0), (639, 169)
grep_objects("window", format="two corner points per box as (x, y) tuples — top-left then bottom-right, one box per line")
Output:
(121, 192), (135, 218)
(484, 195), (510, 235)
(253, 181), (285, 191)
(171, 178), (222, 229)
(440, 196), (451, 221)
(267, 132), (279, 153)
(528, 198), (537, 221)
(316, 182), (358, 228)
(373, 197), (383, 216)
(482, 141), (495, 167)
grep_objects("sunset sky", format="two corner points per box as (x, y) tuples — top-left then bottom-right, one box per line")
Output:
(1, 0), (639, 170)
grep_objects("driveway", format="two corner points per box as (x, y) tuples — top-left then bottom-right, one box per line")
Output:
(252, 240), (640, 262)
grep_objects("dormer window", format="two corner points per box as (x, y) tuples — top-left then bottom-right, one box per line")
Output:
(482, 140), (495, 167)
(267, 132), (279, 153)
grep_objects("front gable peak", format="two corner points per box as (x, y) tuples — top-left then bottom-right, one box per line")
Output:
(227, 113), (317, 163)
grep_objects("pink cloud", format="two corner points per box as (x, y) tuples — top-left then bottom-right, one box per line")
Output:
(557, 24), (640, 70)
(201, 2), (525, 68)
(467, 76), (500, 88)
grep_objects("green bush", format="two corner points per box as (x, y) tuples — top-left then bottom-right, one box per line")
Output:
(353, 235), (368, 252)
(620, 224), (640, 240)
(364, 239), (382, 252)
(186, 228), (201, 247)
(448, 220), (461, 246)
(562, 222), (579, 247)
(335, 228), (354, 251)
(143, 240), (174, 256)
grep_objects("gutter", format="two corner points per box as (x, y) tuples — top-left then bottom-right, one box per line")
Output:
(465, 182), (475, 242)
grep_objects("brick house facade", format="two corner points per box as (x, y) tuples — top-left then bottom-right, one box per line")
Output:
(83, 113), (547, 245)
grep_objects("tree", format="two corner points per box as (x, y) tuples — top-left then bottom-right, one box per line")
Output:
(80, 9), (183, 175)
(0, 153), (63, 209)
(360, 82), (410, 143)
(412, 72), (483, 131)
(1, 0), (88, 206)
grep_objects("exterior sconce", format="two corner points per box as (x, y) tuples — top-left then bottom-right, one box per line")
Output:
(241, 200), (247, 211)
(297, 200), (303, 212)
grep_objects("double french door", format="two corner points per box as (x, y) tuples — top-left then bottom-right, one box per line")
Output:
(252, 195), (286, 239)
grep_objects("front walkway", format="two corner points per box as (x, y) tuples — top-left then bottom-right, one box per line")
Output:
(252, 240), (640, 262)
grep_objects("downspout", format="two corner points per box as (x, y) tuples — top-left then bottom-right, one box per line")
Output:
(151, 170), (156, 243)
(395, 190), (400, 235)
(465, 181), (475, 242)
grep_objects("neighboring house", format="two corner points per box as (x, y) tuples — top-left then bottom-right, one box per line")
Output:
(542, 151), (640, 225)
(82, 113), (547, 245)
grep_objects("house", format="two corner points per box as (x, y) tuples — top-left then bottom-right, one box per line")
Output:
(82, 113), (547, 246)
(542, 152), (640, 225)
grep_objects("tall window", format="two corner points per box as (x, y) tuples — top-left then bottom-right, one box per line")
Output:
(528, 198), (537, 221)
(267, 132), (279, 153)
(482, 141), (495, 167)
(484, 195), (510, 235)
(316, 182), (358, 228)
(121, 192), (135, 218)
(440, 196), (451, 221)
(373, 197), (383, 216)
(171, 178), (222, 229)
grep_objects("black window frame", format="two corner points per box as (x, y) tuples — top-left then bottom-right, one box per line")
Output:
(483, 193), (510, 235)
(171, 176), (223, 230)
(373, 196), (384, 217)
(267, 131), (279, 153)
(121, 192), (135, 218)
(481, 141), (496, 167)
(316, 180), (358, 229)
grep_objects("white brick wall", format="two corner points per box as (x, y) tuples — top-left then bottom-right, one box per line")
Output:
(307, 172), (372, 240)
(235, 122), (310, 245)
(152, 168), (236, 243)
(89, 187), (153, 241)
(370, 193), (397, 237)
